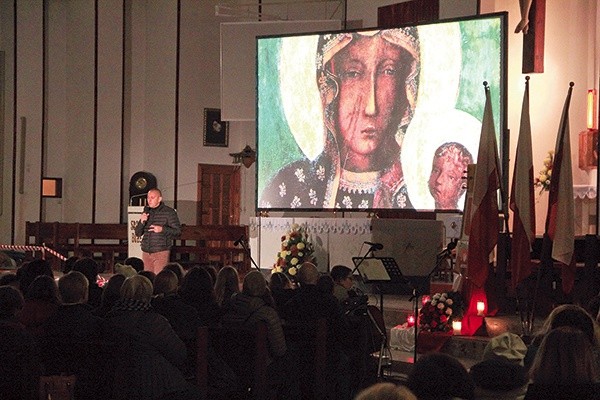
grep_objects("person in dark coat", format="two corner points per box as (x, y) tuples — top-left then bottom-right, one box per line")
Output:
(40, 271), (107, 399)
(134, 188), (181, 273)
(179, 266), (221, 326)
(222, 270), (300, 399)
(104, 274), (200, 400)
(72, 257), (103, 308)
(0, 285), (41, 400)
(18, 274), (60, 337)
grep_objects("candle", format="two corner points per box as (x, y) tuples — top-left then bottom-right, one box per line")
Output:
(477, 301), (485, 316)
(452, 320), (462, 335)
(407, 314), (415, 327)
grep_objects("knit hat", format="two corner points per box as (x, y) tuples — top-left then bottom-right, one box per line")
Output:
(483, 332), (527, 366)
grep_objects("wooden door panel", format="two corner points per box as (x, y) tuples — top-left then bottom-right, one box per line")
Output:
(197, 164), (240, 226)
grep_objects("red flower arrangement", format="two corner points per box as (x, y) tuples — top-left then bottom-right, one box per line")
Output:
(418, 292), (464, 333)
(273, 223), (314, 278)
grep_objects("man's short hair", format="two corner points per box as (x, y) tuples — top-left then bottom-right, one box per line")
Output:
(120, 275), (153, 303)
(330, 265), (352, 283)
(58, 271), (89, 304)
(297, 262), (319, 285)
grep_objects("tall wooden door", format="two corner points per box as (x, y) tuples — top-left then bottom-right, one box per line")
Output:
(197, 164), (241, 225)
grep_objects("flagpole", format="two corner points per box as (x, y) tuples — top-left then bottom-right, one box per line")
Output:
(531, 82), (575, 326)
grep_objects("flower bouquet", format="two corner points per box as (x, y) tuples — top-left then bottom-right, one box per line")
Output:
(273, 223), (314, 279)
(419, 291), (464, 333)
(417, 292), (464, 353)
(534, 150), (553, 194)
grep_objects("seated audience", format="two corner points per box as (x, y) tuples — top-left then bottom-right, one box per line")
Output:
(269, 271), (295, 315)
(222, 270), (299, 399)
(524, 304), (599, 370)
(214, 265), (240, 309)
(93, 273), (126, 317)
(152, 269), (200, 376)
(354, 382), (417, 400)
(0, 273), (20, 291)
(0, 285), (41, 400)
(72, 257), (103, 308)
(124, 256), (144, 273)
(16, 258), (54, 295)
(282, 262), (352, 398)
(406, 353), (475, 400)
(40, 271), (106, 399)
(179, 266), (221, 326)
(104, 275), (200, 400)
(525, 326), (600, 399)
(18, 275), (60, 337)
(331, 264), (354, 302)
(469, 332), (528, 399)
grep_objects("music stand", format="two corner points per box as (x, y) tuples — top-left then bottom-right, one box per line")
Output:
(351, 257), (408, 380)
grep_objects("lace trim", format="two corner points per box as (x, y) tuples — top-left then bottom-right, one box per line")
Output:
(339, 169), (380, 194)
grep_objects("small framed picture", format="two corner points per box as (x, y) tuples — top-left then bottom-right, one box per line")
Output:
(203, 108), (229, 147)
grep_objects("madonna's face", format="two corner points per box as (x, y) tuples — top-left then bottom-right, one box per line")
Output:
(334, 35), (406, 167)
(428, 156), (465, 209)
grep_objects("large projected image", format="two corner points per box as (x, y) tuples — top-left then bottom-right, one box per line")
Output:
(257, 13), (506, 212)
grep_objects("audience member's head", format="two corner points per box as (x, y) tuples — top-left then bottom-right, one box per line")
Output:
(99, 273), (126, 310)
(72, 257), (100, 287)
(269, 272), (293, 291)
(316, 274), (334, 295)
(24, 275), (60, 304)
(540, 304), (597, 346)
(354, 383), (417, 400)
(114, 263), (137, 278)
(138, 270), (156, 284)
(482, 332), (527, 366)
(199, 264), (218, 286)
(0, 285), (25, 319)
(58, 271), (89, 304)
(163, 262), (185, 284)
(330, 265), (353, 289)
(470, 333), (528, 397)
(214, 266), (240, 306)
(407, 353), (475, 400)
(124, 256), (144, 273)
(178, 266), (216, 304)
(529, 326), (599, 384)
(120, 275), (153, 304)
(243, 271), (268, 297)
(17, 258), (54, 294)
(0, 273), (20, 290)
(297, 262), (319, 286)
(63, 256), (80, 274)
(153, 269), (178, 296)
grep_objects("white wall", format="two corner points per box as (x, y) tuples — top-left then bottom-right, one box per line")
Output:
(0, 0), (597, 245)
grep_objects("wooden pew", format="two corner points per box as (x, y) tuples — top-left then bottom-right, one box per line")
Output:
(173, 224), (250, 273)
(25, 222), (251, 274)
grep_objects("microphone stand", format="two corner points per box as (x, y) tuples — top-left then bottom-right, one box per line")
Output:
(409, 248), (453, 364)
(237, 238), (261, 271)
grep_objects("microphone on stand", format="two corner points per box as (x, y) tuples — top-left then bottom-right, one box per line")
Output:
(364, 241), (384, 251)
(234, 235), (245, 247)
(437, 240), (458, 259)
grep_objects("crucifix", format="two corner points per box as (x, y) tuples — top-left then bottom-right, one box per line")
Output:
(515, 0), (545, 73)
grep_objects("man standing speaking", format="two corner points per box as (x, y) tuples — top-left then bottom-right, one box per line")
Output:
(134, 188), (181, 273)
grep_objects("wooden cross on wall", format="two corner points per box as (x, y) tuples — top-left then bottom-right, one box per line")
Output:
(520, 0), (546, 73)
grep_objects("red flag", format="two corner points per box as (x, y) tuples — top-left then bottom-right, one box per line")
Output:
(467, 85), (500, 288)
(545, 83), (575, 293)
(509, 77), (536, 289)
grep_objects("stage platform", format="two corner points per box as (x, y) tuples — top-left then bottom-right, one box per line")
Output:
(369, 293), (544, 383)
